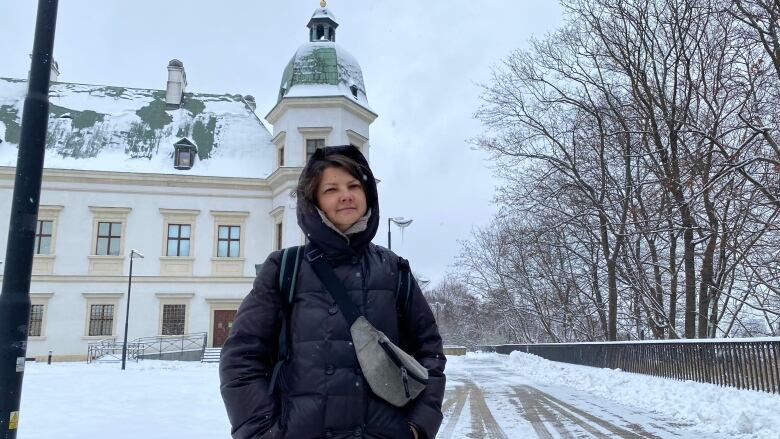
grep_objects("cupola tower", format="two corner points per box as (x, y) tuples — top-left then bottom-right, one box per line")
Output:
(266, 2), (377, 169)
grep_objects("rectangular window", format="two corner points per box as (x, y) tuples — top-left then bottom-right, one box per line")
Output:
(166, 224), (191, 256)
(34, 220), (53, 255)
(28, 304), (44, 337)
(95, 222), (121, 256)
(88, 304), (114, 336)
(161, 304), (186, 335)
(306, 138), (325, 161)
(217, 225), (241, 257)
(276, 222), (283, 250)
(278, 146), (285, 167)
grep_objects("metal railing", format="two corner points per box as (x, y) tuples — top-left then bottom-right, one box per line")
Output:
(87, 332), (208, 363)
(133, 332), (208, 357)
(87, 338), (145, 363)
(487, 338), (780, 394)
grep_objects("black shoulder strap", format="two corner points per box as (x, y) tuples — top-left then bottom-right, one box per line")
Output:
(305, 247), (363, 327)
(279, 245), (304, 305)
(396, 256), (412, 316)
(269, 245), (303, 393)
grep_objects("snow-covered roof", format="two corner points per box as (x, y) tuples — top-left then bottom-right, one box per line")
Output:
(311, 7), (336, 22)
(278, 41), (371, 112)
(0, 77), (276, 178)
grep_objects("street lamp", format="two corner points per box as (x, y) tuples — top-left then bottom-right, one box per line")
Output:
(432, 301), (444, 323)
(387, 217), (413, 251)
(121, 249), (144, 370)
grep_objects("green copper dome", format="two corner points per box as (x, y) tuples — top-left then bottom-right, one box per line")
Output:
(277, 41), (369, 109)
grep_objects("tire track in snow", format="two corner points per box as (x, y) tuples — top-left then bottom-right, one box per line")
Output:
(513, 385), (557, 439)
(446, 355), (711, 438)
(516, 384), (662, 439)
(439, 383), (469, 438)
(527, 386), (613, 438)
(464, 380), (509, 439)
(575, 396), (692, 437)
(536, 388), (661, 438)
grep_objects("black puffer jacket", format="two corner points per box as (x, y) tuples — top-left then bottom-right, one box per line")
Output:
(220, 146), (446, 439)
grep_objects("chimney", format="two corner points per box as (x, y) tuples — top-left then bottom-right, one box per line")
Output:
(244, 95), (256, 111)
(27, 55), (60, 83)
(50, 60), (60, 82)
(165, 59), (187, 109)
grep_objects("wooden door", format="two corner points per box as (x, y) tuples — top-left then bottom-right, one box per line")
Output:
(213, 310), (237, 347)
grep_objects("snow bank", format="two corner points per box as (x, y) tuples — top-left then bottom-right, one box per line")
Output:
(505, 351), (780, 439)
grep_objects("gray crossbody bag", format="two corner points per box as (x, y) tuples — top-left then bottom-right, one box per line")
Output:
(306, 248), (428, 407)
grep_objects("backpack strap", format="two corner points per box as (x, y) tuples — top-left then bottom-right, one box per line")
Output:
(269, 245), (303, 393)
(396, 257), (412, 316)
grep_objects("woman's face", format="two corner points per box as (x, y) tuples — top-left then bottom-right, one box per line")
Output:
(317, 166), (368, 232)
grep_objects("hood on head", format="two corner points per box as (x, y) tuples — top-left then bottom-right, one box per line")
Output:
(296, 145), (380, 258)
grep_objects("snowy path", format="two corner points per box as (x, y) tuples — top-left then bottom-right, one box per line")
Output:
(442, 354), (730, 438)
(16, 353), (778, 438)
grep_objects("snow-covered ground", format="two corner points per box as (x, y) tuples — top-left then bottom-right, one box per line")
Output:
(18, 360), (229, 439)
(500, 351), (780, 438)
(16, 353), (780, 438)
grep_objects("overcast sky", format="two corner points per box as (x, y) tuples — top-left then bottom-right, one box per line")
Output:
(0, 1), (564, 285)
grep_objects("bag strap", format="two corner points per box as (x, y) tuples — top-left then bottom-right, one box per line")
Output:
(305, 247), (363, 327)
(396, 257), (412, 316)
(269, 245), (303, 393)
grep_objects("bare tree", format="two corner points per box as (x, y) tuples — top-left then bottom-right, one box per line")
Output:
(459, 0), (780, 344)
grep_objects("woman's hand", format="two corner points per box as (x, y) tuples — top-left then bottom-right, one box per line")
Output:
(409, 423), (419, 439)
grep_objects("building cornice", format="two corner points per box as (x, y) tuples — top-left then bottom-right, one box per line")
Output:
(265, 96), (379, 125)
(271, 131), (287, 147)
(1, 275), (255, 284)
(346, 129), (369, 144)
(266, 166), (303, 192)
(0, 166), (270, 191)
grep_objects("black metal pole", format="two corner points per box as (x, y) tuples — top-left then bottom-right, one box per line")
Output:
(0, 1), (58, 437)
(387, 218), (392, 250)
(121, 255), (134, 370)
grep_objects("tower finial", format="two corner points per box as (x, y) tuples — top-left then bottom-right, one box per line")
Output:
(320, 0), (326, 7)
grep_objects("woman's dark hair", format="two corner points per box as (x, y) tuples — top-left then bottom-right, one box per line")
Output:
(297, 154), (369, 207)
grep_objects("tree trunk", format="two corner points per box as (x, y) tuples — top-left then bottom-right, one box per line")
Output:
(668, 214), (679, 339)
(682, 208), (697, 339)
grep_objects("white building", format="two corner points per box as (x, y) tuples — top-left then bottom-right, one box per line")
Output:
(0, 5), (377, 361)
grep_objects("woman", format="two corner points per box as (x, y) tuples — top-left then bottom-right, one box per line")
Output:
(220, 145), (446, 439)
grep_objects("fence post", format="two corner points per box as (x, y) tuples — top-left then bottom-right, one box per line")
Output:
(770, 343), (780, 394)
(727, 344), (737, 388)
(737, 344), (748, 390)
(750, 343), (761, 392)
(756, 343), (767, 393)
(772, 343), (780, 394)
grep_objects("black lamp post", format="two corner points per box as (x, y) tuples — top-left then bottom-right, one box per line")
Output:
(387, 217), (413, 251)
(0, 1), (59, 436)
(121, 249), (144, 370)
